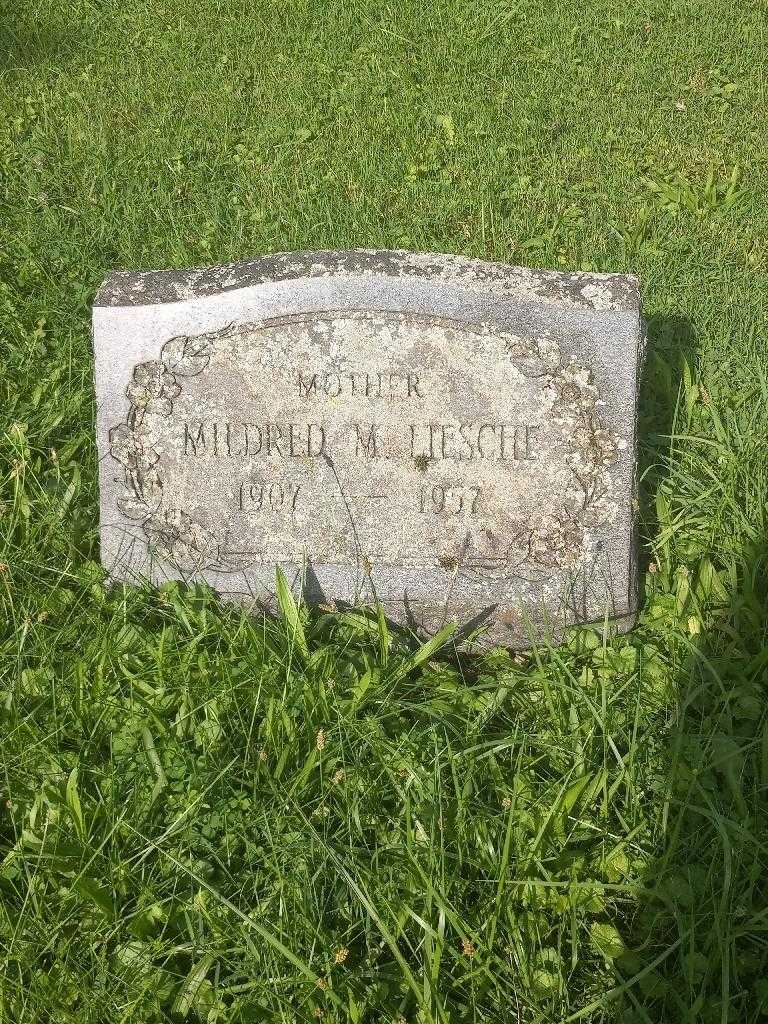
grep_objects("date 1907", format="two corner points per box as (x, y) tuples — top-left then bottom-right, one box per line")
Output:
(238, 481), (301, 514)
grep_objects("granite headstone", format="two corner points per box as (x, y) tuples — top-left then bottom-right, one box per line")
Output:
(93, 250), (644, 647)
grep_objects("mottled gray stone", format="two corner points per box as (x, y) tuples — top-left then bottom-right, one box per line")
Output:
(93, 249), (644, 648)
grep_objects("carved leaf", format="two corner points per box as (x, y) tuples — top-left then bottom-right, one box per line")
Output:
(109, 423), (139, 468)
(161, 334), (213, 376)
(136, 446), (160, 472)
(214, 549), (260, 572)
(146, 396), (174, 417)
(116, 494), (152, 520)
(137, 468), (163, 507)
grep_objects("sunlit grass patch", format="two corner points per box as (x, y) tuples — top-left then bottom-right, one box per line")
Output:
(2, 1), (768, 1019)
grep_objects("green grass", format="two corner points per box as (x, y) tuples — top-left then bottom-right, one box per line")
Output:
(2, 0), (768, 1020)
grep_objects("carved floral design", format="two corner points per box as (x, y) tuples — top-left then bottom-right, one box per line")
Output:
(109, 316), (621, 579)
(109, 326), (240, 572)
(455, 330), (621, 583)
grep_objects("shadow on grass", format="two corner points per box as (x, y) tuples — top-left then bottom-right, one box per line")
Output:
(0, 14), (86, 72)
(636, 312), (698, 571)
(615, 314), (768, 1021)
(279, 313), (768, 1019)
(618, 540), (768, 1023)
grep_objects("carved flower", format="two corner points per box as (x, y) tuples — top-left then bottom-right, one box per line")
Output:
(505, 341), (548, 379)
(592, 426), (618, 466)
(505, 333), (561, 376)
(109, 423), (160, 473)
(144, 509), (219, 571)
(116, 492), (152, 520)
(553, 379), (582, 404)
(109, 423), (142, 470)
(458, 521), (539, 580)
(530, 516), (584, 569)
(125, 360), (181, 415)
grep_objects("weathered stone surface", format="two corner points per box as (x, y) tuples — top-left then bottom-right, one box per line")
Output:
(93, 249), (644, 647)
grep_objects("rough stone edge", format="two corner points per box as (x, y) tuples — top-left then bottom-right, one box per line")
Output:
(94, 249), (641, 314)
(624, 310), (649, 637)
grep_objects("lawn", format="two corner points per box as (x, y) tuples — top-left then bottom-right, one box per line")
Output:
(1, 1), (768, 1021)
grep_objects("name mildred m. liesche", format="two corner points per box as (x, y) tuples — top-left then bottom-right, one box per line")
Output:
(181, 369), (541, 463)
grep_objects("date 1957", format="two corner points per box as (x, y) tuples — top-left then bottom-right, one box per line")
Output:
(418, 485), (481, 515)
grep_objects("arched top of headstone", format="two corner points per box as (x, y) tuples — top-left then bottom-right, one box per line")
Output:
(95, 248), (640, 313)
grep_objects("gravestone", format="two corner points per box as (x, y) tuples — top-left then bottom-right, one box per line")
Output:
(93, 250), (644, 647)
